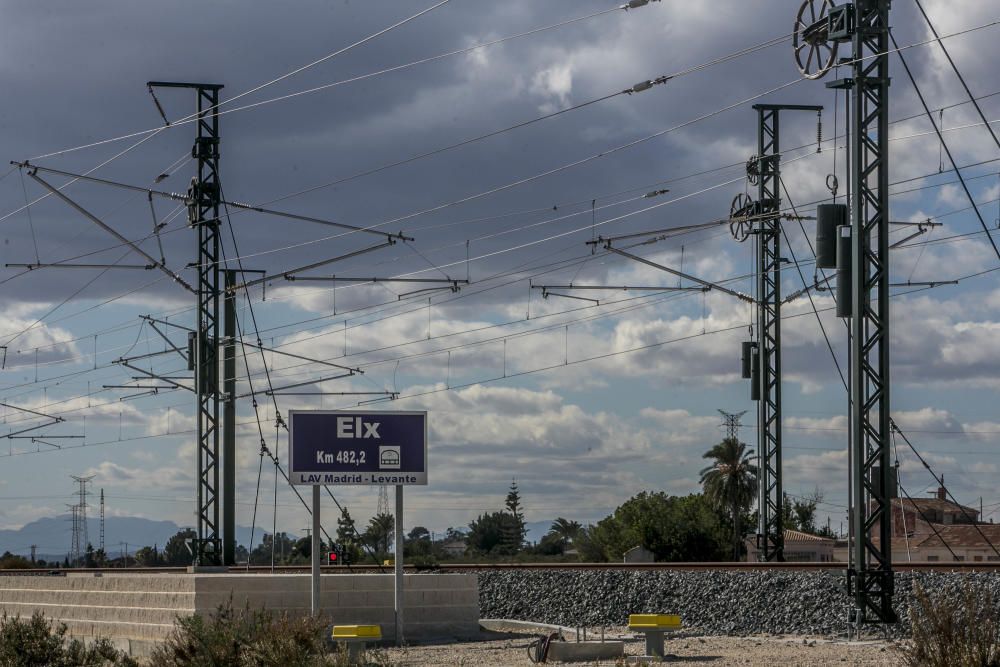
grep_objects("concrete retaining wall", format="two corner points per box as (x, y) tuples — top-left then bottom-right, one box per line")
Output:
(0, 572), (479, 655)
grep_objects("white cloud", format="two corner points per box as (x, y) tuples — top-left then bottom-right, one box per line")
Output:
(531, 63), (573, 111)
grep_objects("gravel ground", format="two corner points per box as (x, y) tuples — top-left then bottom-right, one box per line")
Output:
(479, 569), (1000, 637)
(380, 632), (904, 666)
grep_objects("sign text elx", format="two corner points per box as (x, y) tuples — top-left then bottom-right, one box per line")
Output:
(288, 410), (427, 486)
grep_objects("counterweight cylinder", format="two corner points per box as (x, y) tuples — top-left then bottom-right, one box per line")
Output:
(741, 341), (756, 379)
(836, 225), (852, 318)
(815, 203), (847, 269)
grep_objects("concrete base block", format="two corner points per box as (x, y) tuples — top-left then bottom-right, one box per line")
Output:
(547, 640), (625, 662)
(0, 572), (479, 656)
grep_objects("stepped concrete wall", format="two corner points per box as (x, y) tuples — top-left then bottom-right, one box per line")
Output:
(0, 571), (479, 655)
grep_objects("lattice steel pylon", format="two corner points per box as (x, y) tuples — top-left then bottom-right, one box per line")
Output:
(71, 474), (94, 554)
(148, 81), (225, 565)
(750, 104), (821, 563)
(377, 485), (389, 517)
(718, 410), (746, 441)
(67, 504), (80, 564)
(844, 0), (896, 626)
(795, 0), (896, 624)
(99, 488), (105, 554)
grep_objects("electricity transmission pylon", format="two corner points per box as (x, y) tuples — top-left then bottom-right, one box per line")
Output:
(718, 410), (746, 441)
(71, 475), (94, 557)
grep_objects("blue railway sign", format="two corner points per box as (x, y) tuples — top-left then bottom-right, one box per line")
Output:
(288, 410), (427, 485)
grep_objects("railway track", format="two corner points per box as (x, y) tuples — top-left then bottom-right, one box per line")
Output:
(4, 561), (999, 575)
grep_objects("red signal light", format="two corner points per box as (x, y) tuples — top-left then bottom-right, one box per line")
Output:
(328, 552), (338, 563)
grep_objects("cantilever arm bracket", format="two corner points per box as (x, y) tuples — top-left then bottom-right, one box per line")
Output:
(604, 244), (754, 303)
(26, 170), (195, 294)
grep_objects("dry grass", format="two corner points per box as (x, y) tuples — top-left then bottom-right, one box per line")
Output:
(902, 581), (1000, 667)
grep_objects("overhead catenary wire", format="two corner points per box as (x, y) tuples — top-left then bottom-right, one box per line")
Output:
(2, 159), (990, 395)
(775, 171), (993, 559)
(0, 157), (984, 418)
(219, 185), (386, 569)
(889, 30), (1000, 261)
(0, 148), (979, 378)
(7, 86), (1000, 302)
(27, 0), (458, 163)
(3, 16), (998, 252)
(258, 31), (794, 206)
(0, 0), (458, 243)
(3, 11), (996, 516)
(4, 262), (998, 459)
(891, 423), (1000, 560)
(211, 17), (1000, 239)
(913, 0), (1000, 153)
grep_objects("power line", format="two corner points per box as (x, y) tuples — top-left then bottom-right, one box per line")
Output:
(913, 0), (1000, 153)
(2, 169), (992, 412)
(889, 30), (1000, 261)
(4, 264), (998, 459)
(259, 32), (793, 206)
(27, 0), (458, 163)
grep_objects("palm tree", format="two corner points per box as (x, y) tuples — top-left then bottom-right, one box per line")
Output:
(700, 437), (758, 560)
(548, 518), (582, 547)
(364, 513), (395, 555)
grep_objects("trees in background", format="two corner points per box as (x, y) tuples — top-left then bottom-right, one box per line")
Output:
(404, 526), (433, 559)
(0, 552), (31, 569)
(467, 512), (521, 555)
(163, 529), (196, 566)
(364, 513), (395, 555)
(249, 532), (297, 566)
(782, 489), (836, 538)
(700, 437), (758, 560)
(535, 518), (583, 556)
(501, 479), (526, 552)
(585, 492), (729, 562)
(336, 507), (363, 563)
(134, 545), (160, 567)
(467, 480), (527, 556)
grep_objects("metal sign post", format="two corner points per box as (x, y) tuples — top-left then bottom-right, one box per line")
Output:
(394, 485), (404, 646)
(289, 411), (427, 632)
(311, 485), (321, 616)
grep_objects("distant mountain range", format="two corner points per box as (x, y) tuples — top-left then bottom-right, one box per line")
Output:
(0, 516), (272, 562)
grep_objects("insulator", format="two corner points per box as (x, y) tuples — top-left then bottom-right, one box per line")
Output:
(623, 0), (651, 8)
(815, 203), (846, 269)
(816, 110), (823, 153)
(630, 80), (654, 94)
(644, 189), (669, 198)
(741, 341), (755, 379)
(836, 225), (852, 318)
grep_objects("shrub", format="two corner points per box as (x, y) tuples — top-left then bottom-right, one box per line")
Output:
(903, 581), (1000, 667)
(0, 552), (32, 570)
(0, 611), (137, 667)
(148, 599), (335, 667)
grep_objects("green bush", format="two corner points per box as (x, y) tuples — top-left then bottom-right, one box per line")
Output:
(0, 611), (137, 667)
(148, 599), (335, 667)
(0, 552), (32, 570)
(903, 581), (1000, 667)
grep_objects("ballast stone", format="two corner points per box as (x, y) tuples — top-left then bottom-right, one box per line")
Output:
(478, 569), (1000, 637)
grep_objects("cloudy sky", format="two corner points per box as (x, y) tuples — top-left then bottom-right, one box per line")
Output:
(1, 0), (1000, 553)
